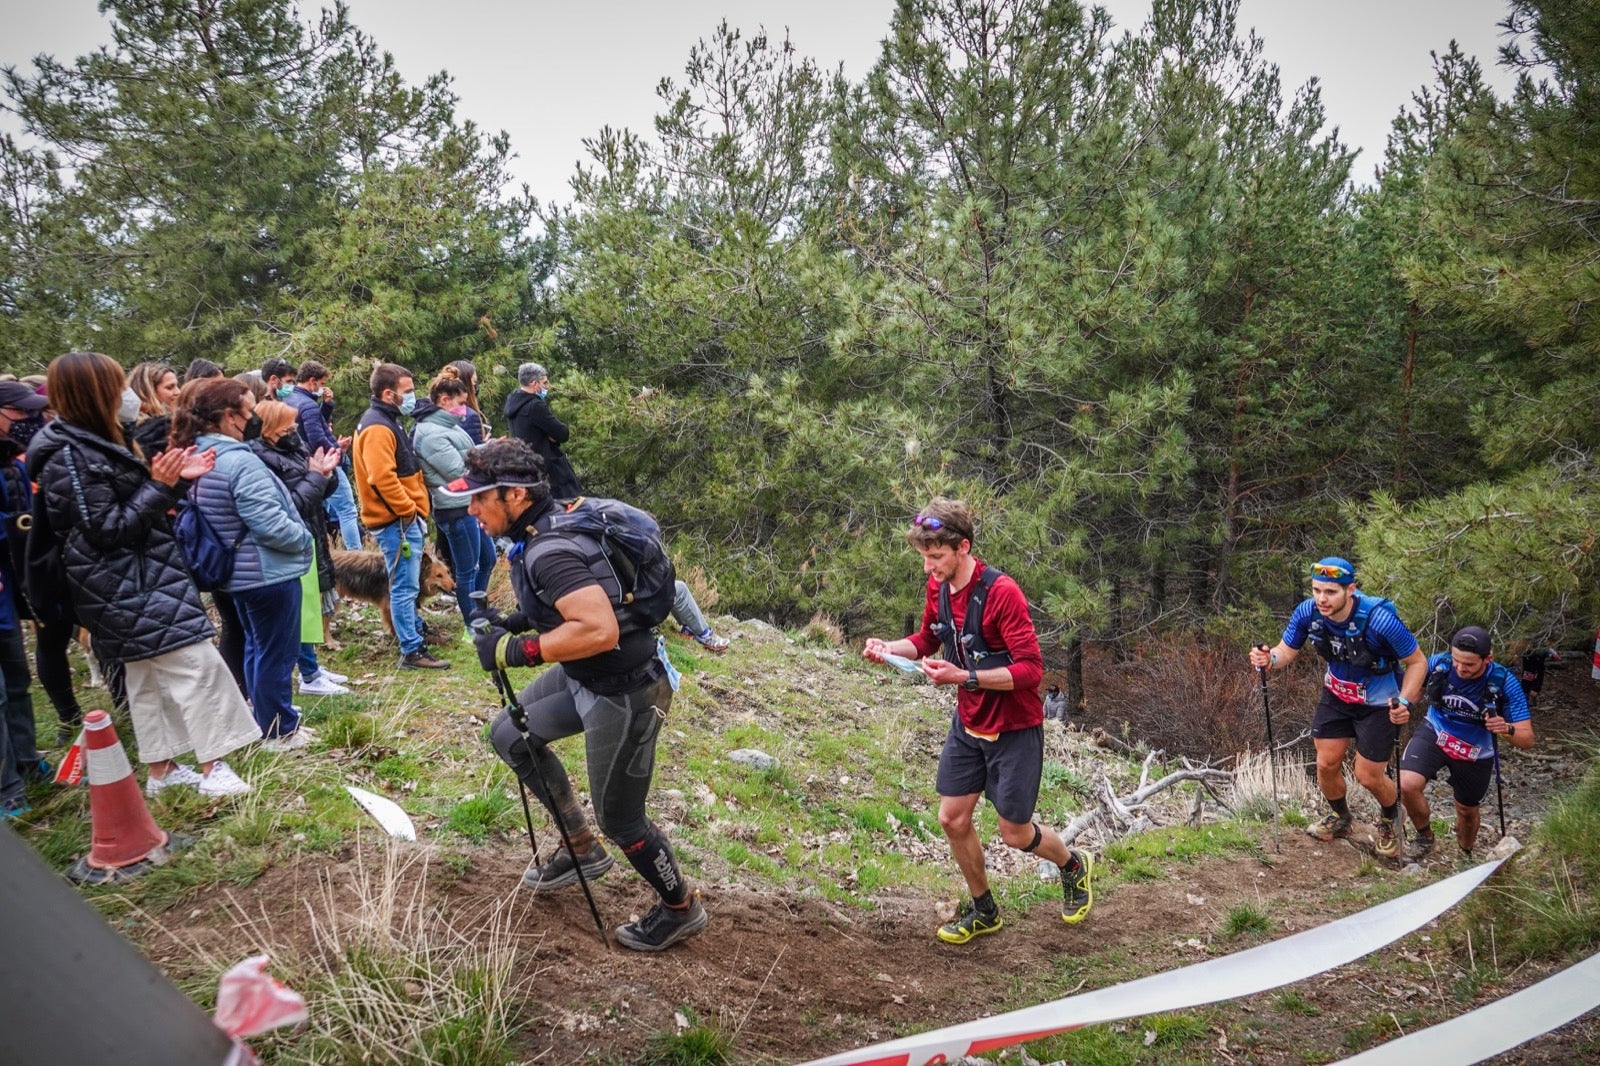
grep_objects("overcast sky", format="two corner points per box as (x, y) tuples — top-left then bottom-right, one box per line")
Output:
(3, 1), (1519, 200)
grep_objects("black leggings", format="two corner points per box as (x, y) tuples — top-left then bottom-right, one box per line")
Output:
(32, 619), (82, 725)
(489, 665), (686, 904)
(212, 591), (248, 696)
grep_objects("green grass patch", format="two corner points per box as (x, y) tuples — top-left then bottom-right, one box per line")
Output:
(1273, 989), (1320, 1016)
(1220, 902), (1272, 938)
(642, 1008), (731, 1065)
(1103, 823), (1257, 866)
(442, 791), (517, 843)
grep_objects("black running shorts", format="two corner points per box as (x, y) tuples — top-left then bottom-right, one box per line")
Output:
(935, 716), (1043, 825)
(1310, 688), (1400, 764)
(1400, 720), (1493, 807)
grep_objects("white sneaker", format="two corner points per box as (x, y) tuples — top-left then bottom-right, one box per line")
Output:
(199, 762), (252, 797)
(146, 763), (204, 797)
(261, 729), (314, 753)
(299, 673), (351, 696)
(319, 668), (349, 684)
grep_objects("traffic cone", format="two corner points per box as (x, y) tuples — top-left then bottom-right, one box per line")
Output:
(66, 711), (186, 884)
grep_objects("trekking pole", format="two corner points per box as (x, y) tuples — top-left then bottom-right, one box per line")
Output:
(1491, 724), (1512, 838)
(471, 606), (610, 948)
(1388, 699), (1407, 858)
(1254, 645), (1282, 851)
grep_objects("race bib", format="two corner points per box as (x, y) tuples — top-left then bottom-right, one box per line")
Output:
(1324, 671), (1367, 704)
(1436, 730), (1481, 762)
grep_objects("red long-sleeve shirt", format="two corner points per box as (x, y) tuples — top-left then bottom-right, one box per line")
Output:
(906, 560), (1044, 735)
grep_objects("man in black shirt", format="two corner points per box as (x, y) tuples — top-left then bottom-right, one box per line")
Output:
(458, 439), (706, 951)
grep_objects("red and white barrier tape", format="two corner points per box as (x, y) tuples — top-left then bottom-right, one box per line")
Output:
(800, 855), (1512, 1066)
(1331, 950), (1600, 1065)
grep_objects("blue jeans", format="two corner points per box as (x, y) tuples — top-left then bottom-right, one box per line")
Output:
(234, 579), (303, 738)
(324, 467), (363, 549)
(297, 643), (320, 680)
(438, 512), (496, 624)
(371, 519), (425, 655)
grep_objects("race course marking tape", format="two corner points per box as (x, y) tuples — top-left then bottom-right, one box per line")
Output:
(1330, 949), (1600, 1065)
(799, 855), (1511, 1066)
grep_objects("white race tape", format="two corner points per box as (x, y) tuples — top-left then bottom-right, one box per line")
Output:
(85, 741), (133, 785)
(799, 855), (1511, 1066)
(1331, 950), (1600, 1065)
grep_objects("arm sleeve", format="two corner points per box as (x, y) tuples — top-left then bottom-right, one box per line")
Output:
(233, 462), (313, 554)
(297, 401), (338, 452)
(70, 461), (186, 551)
(1281, 600), (1315, 650)
(1370, 608), (1420, 659)
(1500, 671), (1531, 723)
(987, 577), (1043, 690)
(529, 402), (570, 445)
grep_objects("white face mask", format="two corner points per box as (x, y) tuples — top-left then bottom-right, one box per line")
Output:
(118, 387), (142, 422)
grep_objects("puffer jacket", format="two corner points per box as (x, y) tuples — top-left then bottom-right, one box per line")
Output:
(411, 401), (476, 513)
(250, 434), (335, 594)
(25, 421), (214, 663)
(190, 434), (311, 592)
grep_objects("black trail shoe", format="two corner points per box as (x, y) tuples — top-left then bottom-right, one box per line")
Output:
(1061, 848), (1095, 925)
(521, 843), (615, 894)
(615, 893), (709, 952)
(937, 900), (1003, 944)
(1408, 830), (1436, 860)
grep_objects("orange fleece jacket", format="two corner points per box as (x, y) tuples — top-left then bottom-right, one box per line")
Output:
(351, 421), (430, 529)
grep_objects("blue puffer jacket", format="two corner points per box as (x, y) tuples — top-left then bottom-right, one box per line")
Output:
(191, 435), (312, 591)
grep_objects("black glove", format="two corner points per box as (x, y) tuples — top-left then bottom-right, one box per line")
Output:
(469, 606), (531, 633)
(474, 622), (509, 672)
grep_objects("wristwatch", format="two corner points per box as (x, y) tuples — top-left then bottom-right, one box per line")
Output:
(962, 669), (980, 692)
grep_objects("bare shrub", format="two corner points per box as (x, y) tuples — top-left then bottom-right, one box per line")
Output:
(1092, 635), (1319, 762)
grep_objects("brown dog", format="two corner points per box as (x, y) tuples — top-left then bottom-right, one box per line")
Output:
(331, 546), (456, 639)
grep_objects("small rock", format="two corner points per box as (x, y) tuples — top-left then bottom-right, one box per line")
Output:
(1401, 863), (1424, 876)
(728, 748), (778, 771)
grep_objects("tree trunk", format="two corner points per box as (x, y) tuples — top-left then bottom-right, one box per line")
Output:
(1065, 633), (1085, 716)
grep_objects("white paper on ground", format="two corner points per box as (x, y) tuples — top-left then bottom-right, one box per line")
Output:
(344, 785), (417, 841)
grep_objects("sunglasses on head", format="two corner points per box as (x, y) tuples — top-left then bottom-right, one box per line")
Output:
(1310, 563), (1351, 580)
(912, 515), (944, 531)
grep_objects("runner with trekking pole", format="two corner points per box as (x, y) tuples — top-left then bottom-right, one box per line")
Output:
(1395, 626), (1534, 864)
(458, 439), (708, 952)
(1249, 557), (1427, 858)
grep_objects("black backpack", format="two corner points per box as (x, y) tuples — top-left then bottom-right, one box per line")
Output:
(173, 491), (248, 592)
(521, 496), (676, 633)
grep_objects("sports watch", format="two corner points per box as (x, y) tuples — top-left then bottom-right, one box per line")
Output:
(962, 669), (980, 692)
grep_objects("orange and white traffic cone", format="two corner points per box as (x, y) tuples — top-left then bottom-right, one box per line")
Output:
(66, 711), (188, 884)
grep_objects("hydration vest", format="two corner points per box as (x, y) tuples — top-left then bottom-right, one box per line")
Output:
(510, 495), (676, 637)
(1425, 658), (1510, 725)
(1308, 593), (1399, 672)
(932, 566), (1015, 671)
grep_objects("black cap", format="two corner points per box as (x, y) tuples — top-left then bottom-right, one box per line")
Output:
(1451, 626), (1492, 656)
(0, 382), (47, 412)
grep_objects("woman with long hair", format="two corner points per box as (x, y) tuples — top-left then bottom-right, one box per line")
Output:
(413, 371), (495, 625)
(127, 361), (181, 457)
(446, 360), (488, 444)
(171, 380), (315, 751)
(250, 400), (348, 696)
(26, 353), (258, 797)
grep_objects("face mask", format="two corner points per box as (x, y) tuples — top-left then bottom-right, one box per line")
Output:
(242, 413), (263, 440)
(5, 412), (44, 449)
(118, 387), (142, 422)
(276, 383), (295, 399)
(398, 391), (417, 416)
(537, 387), (549, 399)
(449, 404), (468, 417)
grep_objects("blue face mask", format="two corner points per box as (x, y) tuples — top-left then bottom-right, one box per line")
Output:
(276, 383), (295, 399)
(398, 391), (417, 416)
(538, 387), (549, 399)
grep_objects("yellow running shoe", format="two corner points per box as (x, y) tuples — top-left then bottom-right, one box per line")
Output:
(937, 901), (1003, 944)
(1061, 849), (1094, 925)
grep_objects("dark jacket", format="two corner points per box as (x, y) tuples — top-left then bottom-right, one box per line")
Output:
(130, 413), (172, 458)
(251, 435), (336, 593)
(286, 385), (338, 451)
(504, 389), (582, 498)
(25, 421), (214, 663)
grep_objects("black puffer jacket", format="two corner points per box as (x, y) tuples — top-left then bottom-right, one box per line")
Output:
(250, 435), (335, 594)
(25, 421), (214, 663)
